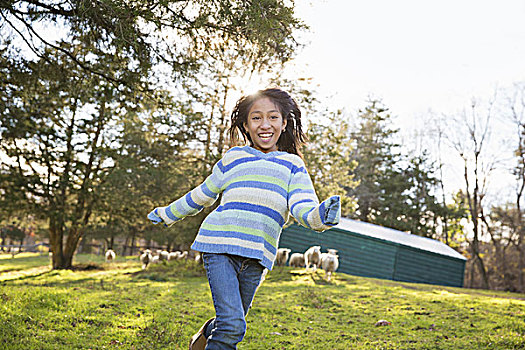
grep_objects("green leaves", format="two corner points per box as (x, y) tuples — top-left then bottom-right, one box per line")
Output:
(1, 0), (306, 267)
(347, 99), (452, 238)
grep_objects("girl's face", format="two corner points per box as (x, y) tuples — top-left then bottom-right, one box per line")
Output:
(244, 97), (287, 153)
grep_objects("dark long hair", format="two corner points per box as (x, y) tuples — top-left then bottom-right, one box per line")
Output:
(228, 88), (307, 156)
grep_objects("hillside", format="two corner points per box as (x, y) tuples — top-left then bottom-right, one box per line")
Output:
(0, 253), (524, 349)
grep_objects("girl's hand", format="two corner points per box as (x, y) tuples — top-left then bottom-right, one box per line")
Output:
(324, 196), (341, 225)
(147, 208), (163, 225)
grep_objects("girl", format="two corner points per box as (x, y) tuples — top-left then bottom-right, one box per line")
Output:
(148, 88), (340, 350)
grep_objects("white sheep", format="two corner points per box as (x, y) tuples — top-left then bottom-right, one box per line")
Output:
(289, 253), (305, 268)
(194, 252), (202, 263)
(327, 249), (339, 255)
(105, 249), (116, 262)
(320, 249), (339, 268)
(168, 251), (181, 261)
(177, 251), (188, 260)
(151, 255), (160, 264)
(140, 249), (152, 269)
(275, 248), (291, 266)
(321, 250), (339, 281)
(159, 250), (169, 262)
(304, 245), (321, 271)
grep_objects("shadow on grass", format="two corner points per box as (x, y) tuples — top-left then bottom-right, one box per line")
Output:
(283, 268), (355, 286)
(130, 260), (206, 282)
(0, 269), (53, 283)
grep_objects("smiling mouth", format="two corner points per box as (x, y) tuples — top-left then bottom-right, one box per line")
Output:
(258, 133), (273, 140)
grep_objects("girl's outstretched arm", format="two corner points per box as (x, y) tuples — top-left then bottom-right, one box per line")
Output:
(288, 161), (341, 232)
(148, 161), (225, 226)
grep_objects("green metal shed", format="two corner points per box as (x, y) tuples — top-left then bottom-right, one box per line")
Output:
(279, 217), (467, 287)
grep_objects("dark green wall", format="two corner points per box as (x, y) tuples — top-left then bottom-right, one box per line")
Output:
(279, 224), (465, 287)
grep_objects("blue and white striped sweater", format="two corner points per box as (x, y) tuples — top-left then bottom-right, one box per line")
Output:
(153, 146), (340, 270)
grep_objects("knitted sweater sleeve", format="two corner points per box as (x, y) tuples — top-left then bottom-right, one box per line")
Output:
(150, 160), (225, 226)
(288, 160), (341, 232)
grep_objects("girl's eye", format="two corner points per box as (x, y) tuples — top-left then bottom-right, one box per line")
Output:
(252, 116), (261, 120)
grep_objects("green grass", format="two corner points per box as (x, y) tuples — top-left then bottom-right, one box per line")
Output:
(1, 254), (524, 349)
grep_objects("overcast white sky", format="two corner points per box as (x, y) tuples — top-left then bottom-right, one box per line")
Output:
(292, 0), (525, 122)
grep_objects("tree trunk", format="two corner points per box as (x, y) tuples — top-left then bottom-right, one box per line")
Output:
(216, 84), (230, 155)
(62, 228), (82, 269)
(517, 245), (525, 293)
(122, 235), (129, 256)
(130, 233), (136, 256)
(50, 217), (69, 269)
(467, 258), (475, 288)
(470, 235), (489, 289)
(495, 243), (513, 291)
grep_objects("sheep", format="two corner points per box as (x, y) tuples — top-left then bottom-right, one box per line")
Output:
(105, 249), (116, 262)
(168, 251), (181, 261)
(151, 255), (160, 264)
(304, 245), (321, 271)
(275, 248), (291, 266)
(321, 250), (339, 281)
(177, 251), (188, 260)
(320, 249), (339, 269)
(327, 249), (339, 255)
(194, 252), (202, 263)
(140, 249), (153, 269)
(289, 253), (305, 268)
(159, 250), (169, 262)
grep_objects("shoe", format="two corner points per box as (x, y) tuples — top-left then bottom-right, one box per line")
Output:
(189, 317), (214, 350)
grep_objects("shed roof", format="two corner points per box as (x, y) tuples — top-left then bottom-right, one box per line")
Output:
(334, 218), (467, 261)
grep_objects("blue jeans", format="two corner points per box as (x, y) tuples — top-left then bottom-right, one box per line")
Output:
(202, 253), (265, 350)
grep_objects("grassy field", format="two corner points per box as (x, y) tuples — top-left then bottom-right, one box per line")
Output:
(0, 253), (524, 349)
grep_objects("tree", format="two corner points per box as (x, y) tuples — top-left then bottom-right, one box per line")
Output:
(345, 99), (460, 242)
(1, 1), (305, 268)
(375, 152), (444, 237)
(486, 205), (519, 291)
(0, 1), (304, 92)
(346, 99), (401, 223)
(0, 225), (25, 252)
(501, 82), (525, 291)
(303, 111), (358, 217)
(446, 98), (498, 289)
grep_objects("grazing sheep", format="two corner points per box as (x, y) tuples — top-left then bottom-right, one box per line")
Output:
(194, 252), (202, 263)
(105, 249), (116, 262)
(275, 248), (291, 266)
(151, 255), (160, 264)
(289, 253), (305, 268)
(321, 250), (339, 281)
(177, 251), (188, 260)
(168, 251), (181, 261)
(159, 250), (169, 262)
(140, 249), (153, 269)
(304, 245), (321, 271)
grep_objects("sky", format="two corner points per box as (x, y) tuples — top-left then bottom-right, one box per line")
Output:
(3, 0), (524, 199)
(292, 0), (525, 122)
(288, 0), (525, 198)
